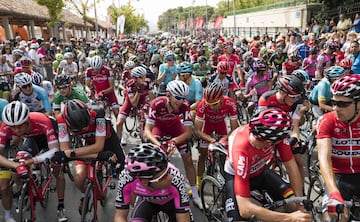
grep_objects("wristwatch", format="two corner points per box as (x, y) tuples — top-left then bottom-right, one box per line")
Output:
(70, 150), (76, 159)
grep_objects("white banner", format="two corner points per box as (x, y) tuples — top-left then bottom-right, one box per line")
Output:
(117, 14), (125, 36)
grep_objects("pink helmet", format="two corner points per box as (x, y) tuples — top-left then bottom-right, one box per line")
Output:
(332, 74), (360, 100)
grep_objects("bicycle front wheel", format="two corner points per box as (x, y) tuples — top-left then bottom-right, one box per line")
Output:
(200, 175), (227, 222)
(40, 161), (52, 208)
(81, 182), (95, 222)
(18, 183), (33, 222)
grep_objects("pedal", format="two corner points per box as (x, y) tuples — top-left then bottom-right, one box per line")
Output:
(109, 181), (116, 189)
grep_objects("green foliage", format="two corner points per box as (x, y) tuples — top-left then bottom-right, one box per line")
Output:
(36, 0), (64, 26)
(65, 0), (93, 25)
(107, 2), (148, 34)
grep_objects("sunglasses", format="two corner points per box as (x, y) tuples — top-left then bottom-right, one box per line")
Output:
(206, 99), (221, 106)
(166, 57), (175, 62)
(179, 73), (189, 76)
(174, 95), (186, 101)
(149, 166), (170, 183)
(21, 83), (32, 89)
(331, 99), (354, 108)
(287, 94), (301, 100)
(57, 85), (70, 90)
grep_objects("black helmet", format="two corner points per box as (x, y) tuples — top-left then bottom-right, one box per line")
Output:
(54, 74), (71, 86)
(62, 99), (90, 131)
(277, 75), (305, 95)
(125, 143), (168, 178)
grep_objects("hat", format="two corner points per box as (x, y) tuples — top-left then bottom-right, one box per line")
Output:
(19, 40), (27, 47)
(30, 43), (39, 49)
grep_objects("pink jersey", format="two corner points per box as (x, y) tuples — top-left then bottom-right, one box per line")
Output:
(120, 70), (132, 85)
(303, 57), (317, 77)
(0, 112), (58, 148)
(125, 78), (152, 102)
(246, 72), (271, 96)
(317, 112), (360, 174)
(225, 125), (293, 198)
(195, 96), (238, 135)
(86, 66), (113, 93)
(115, 163), (190, 212)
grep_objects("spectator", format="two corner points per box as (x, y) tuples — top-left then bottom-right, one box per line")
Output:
(309, 18), (321, 37)
(352, 13), (360, 33)
(337, 13), (352, 32)
(349, 40), (360, 74)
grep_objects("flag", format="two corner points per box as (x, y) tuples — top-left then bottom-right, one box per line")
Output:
(214, 16), (223, 29)
(195, 16), (204, 29)
(117, 14), (125, 36)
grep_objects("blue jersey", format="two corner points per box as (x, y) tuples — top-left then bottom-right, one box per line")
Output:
(186, 78), (203, 105)
(298, 44), (311, 61)
(0, 98), (8, 121)
(350, 53), (360, 74)
(18, 84), (52, 112)
(159, 63), (178, 86)
(309, 78), (332, 105)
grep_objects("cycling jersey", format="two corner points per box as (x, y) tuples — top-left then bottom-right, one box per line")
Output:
(246, 72), (271, 96)
(115, 163), (190, 213)
(17, 84), (52, 112)
(224, 125), (294, 198)
(282, 61), (301, 75)
(269, 54), (286, 71)
(193, 63), (211, 77)
(158, 63), (178, 86)
(218, 54), (240, 87)
(303, 56), (317, 78)
(308, 77), (332, 105)
(317, 53), (332, 75)
(41, 80), (54, 98)
(208, 73), (233, 97)
(53, 87), (89, 111)
(317, 112), (360, 174)
(196, 96), (237, 136)
(184, 78), (202, 105)
(0, 112), (58, 149)
(298, 44), (311, 60)
(59, 60), (78, 76)
(120, 70), (132, 85)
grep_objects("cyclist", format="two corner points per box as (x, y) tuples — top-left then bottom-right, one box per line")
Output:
(119, 60), (135, 96)
(224, 108), (312, 222)
(194, 82), (238, 188)
(116, 66), (154, 145)
(114, 143), (193, 222)
(157, 51), (178, 93)
(192, 56), (211, 87)
(0, 101), (67, 222)
(13, 72), (52, 116)
(339, 57), (354, 74)
(32, 72), (54, 103)
(57, 52), (78, 79)
(317, 74), (360, 221)
(85, 55), (119, 117)
(315, 42), (337, 79)
(53, 74), (89, 117)
(53, 99), (125, 214)
(177, 62), (203, 119)
(208, 61), (234, 98)
(143, 80), (203, 209)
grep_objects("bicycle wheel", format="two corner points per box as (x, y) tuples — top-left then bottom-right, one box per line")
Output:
(81, 182), (95, 222)
(40, 162), (52, 208)
(97, 161), (111, 207)
(237, 102), (250, 125)
(18, 183), (32, 222)
(306, 173), (324, 221)
(200, 175), (227, 222)
(124, 109), (138, 135)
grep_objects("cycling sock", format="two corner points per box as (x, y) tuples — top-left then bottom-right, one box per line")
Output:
(58, 198), (64, 209)
(191, 185), (199, 199)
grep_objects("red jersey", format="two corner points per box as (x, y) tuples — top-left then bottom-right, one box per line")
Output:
(225, 126), (293, 198)
(120, 70), (132, 85)
(125, 78), (152, 105)
(317, 112), (360, 174)
(57, 109), (111, 145)
(0, 112), (58, 148)
(282, 62), (301, 75)
(195, 96), (238, 135)
(146, 96), (193, 131)
(217, 54), (240, 75)
(258, 90), (293, 112)
(85, 66), (113, 93)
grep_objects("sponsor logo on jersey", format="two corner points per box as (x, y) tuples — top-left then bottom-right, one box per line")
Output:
(116, 171), (133, 202)
(237, 155), (247, 179)
(333, 139), (360, 146)
(96, 118), (106, 133)
(58, 124), (67, 139)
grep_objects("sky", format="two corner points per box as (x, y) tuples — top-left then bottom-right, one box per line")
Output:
(95, 0), (221, 31)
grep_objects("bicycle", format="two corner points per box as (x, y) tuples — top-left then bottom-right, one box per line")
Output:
(124, 105), (148, 140)
(16, 158), (55, 222)
(88, 96), (112, 120)
(80, 158), (116, 222)
(335, 196), (360, 222)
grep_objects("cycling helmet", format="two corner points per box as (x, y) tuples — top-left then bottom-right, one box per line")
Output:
(12, 49), (24, 57)
(242, 51), (253, 61)
(129, 55), (139, 63)
(78, 53), (86, 61)
(166, 80), (189, 97)
(54, 74), (71, 86)
(131, 66), (147, 78)
(31, 72), (44, 85)
(62, 99), (90, 131)
(90, 55), (103, 69)
(125, 143), (168, 178)
(249, 108), (292, 142)
(217, 61), (230, 74)
(124, 60), (135, 70)
(164, 51), (175, 60)
(113, 54), (121, 62)
(14, 72), (32, 86)
(2, 101), (30, 126)
(213, 47), (221, 54)
(55, 53), (64, 61)
(332, 74), (360, 100)
(339, 58), (353, 69)
(20, 57), (32, 67)
(253, 60), (267, 71)
(177, 62), (193, 73)
(64, 52), (73, 59)
(277, 75), (304, 95)
(292, 69), (309, 82)
(204, 82), (223, 103)
(198, 56), (207, 64)
(326, 66), (345, 79)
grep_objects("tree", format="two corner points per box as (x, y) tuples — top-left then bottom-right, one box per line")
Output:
(36, 0), (64, 37)
(107, 2), (148, 35)
(65, 0), (95, 39)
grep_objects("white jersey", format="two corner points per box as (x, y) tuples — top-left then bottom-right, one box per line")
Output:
(41, 80), (54, 97)
(59, 60), (78, 76)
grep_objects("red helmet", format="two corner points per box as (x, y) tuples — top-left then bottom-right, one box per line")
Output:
(332, 74), (360, 100)
(339, 58), (353, 69)
(217, 61), (229, 74)
(203, 82), (223, 103)
(112, 46), (119, 54)
(20, 57), (32, 67)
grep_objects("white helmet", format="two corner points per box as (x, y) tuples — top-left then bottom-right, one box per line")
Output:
(131, 66), (147, 78)
(124, 61), (135, 70)
(90, 55), (103, 69)
(2, 101), (30, 126)
(14, 72), (32, 86)
(166, 80), (189, 97)
(64, 52), (74, 59)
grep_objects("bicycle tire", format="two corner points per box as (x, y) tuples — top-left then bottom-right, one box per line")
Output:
(200, 175), (227, 222)
(40, 161), (52, 208)
(97, 161), (111, 207)
(237, 102), (250, 125)
(306, 174), (324, 221)
(124, 109), (138, 135)
(81, 182), (95, 222)
(18, 183), (32, 222)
